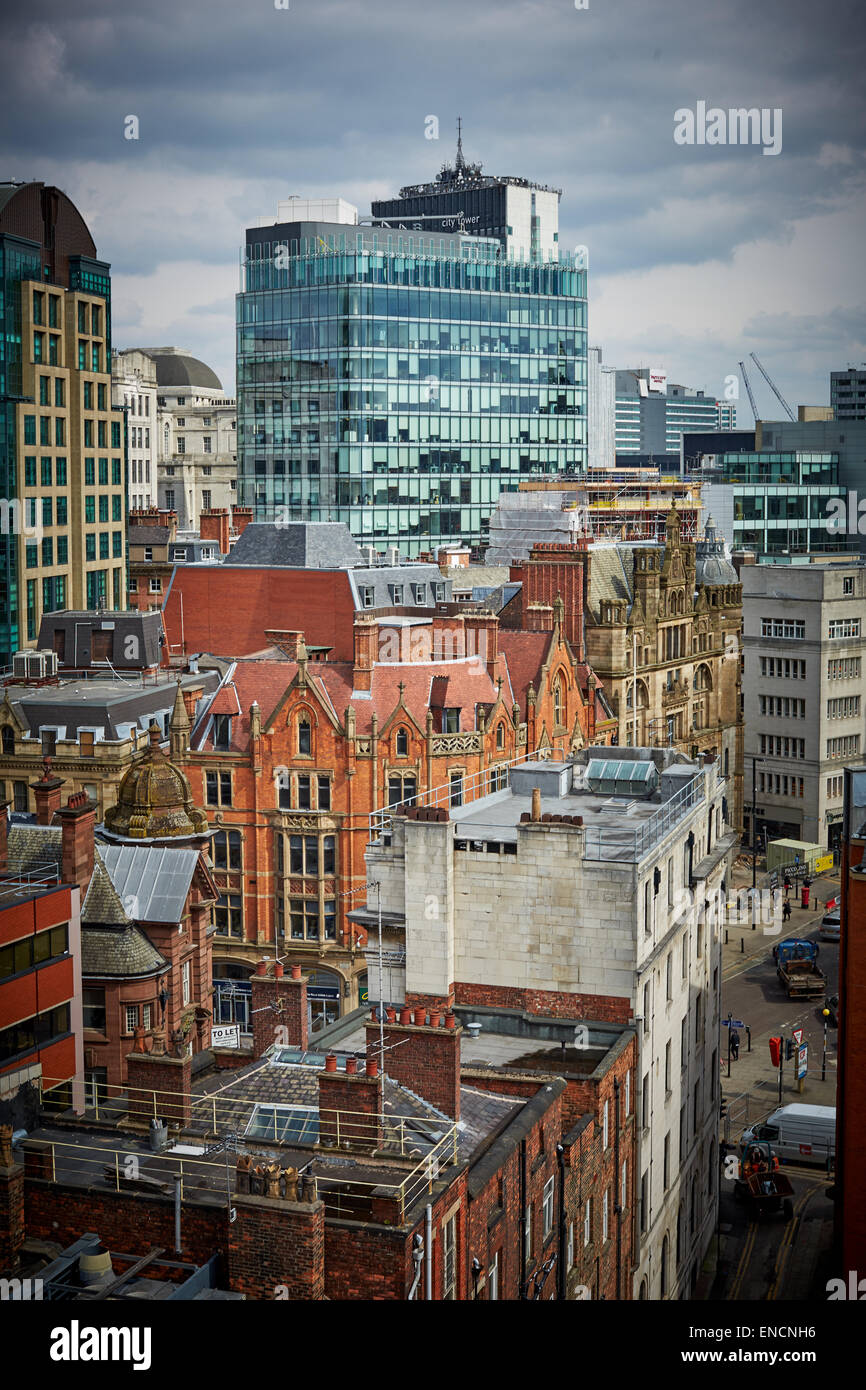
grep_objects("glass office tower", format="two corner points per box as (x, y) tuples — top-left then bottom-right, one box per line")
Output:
(237, 221), (587, 553)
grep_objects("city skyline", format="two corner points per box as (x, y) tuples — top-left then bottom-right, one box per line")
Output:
(1, 0), (862, 408)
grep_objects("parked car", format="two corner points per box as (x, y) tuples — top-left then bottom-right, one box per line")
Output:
(820, 910), (840, 942)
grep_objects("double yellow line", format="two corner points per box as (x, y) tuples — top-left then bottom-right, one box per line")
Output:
(727, 1169), (827, 1301)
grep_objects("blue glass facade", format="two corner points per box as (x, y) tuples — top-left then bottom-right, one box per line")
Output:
(237, 232), (587, 552)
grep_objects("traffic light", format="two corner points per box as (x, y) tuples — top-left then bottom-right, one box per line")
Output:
(785, 1039), (795, 1061)
(720, 1096), (728, 1120)
(769, 1037), (781, 1067)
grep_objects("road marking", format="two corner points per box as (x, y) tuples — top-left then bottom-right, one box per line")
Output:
(728, 1213), (759, 1302)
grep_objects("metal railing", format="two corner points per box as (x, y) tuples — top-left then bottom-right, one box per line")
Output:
(369, 746), (550, 840)
(1, 861), (61, 886)
(581, 768), (707, 862)
(35, 1075), (460, 1222)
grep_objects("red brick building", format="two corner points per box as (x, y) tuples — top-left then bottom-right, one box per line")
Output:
(0, 806), (83, 1111)
(6, 716), (218, 1099)
(0, 965), (636, 1301)
(176, 607), (613, 1030)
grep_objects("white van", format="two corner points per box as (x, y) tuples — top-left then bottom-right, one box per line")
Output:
(740, 1103), (835, 1166)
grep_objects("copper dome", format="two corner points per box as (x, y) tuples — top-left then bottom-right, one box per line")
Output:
(103, 723), (209, 842)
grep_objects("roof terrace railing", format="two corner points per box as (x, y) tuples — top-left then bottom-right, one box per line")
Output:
(369, 745), (550, 841)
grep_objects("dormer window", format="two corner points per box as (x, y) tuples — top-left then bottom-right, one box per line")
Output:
(1, 727), (14, 755)
(359, 585), (375, 609)
(389, 583), (404, 604)
(442, 708), (460, 734)
(297, 717), (312, 755)
(396, 727), (409, 757)
(213, 714), (232, 750)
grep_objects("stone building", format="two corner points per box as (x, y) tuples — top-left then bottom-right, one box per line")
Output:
(354, 747), (736, 1298)
(501, 511), (744, 831)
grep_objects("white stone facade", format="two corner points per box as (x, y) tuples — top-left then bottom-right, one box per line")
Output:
(362, 750), (736, 1297)
(111, 350), (159, 511)
(742, 560), (866, 851)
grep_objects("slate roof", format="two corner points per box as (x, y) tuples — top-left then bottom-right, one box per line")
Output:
(128, 527), (172, 547)
(224, 522), (364, 569)
(187, 1053), (521, 1161)
(82, 860), (134, 926)
(586, 543), (639, 621)
(6, 824), (63, 877)
(80, 924), (168, 979)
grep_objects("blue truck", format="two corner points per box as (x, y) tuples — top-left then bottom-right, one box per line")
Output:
(773, 939), (826, 1000)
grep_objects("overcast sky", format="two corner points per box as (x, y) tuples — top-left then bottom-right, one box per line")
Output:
(2, 0), (864, 416)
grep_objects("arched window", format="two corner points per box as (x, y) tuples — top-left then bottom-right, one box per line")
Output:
(297, 716), (311, 756)
(553, 674), (564, 727)
(1, 726), (14, 755)
(396, 727), (408, 757)
(496, 721), (505, 750)
(694, 664), (712, 693)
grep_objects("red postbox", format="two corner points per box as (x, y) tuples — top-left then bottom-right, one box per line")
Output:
(769, 1037), (782, 1068)
(801, 884), (810, 909)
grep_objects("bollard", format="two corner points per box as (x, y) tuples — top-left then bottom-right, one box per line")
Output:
(740, 937), (745, 953)
(725, 929), (728, 945)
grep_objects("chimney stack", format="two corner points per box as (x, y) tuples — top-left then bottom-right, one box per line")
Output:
(364, 1010), (462, 1119)
(55, 792), (96, 897)
(249, 961), (308, 1058)
(200, 508), (231, 555)
(318, 1056), (382, 1151)
(231, 505), (253, 536)
(31, 758), (64, 827)
(353, 618), (378, 693)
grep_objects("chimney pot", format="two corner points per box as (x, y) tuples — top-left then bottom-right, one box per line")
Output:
(445, 1013), (457, 1030)
(429, 1009), (441, 1029)
(290, 964), (302, 981)
(273, 961), (284, 978)
(324, 1053), (337, 1072)
(531, 787), (542, 822)
(413, 1006), (426, 1027)
(255, 960), (268, 976)
(365, 1058), (378, 1078)
(399, 1006), (412, 1025)
(345, 1056), (358, 1075)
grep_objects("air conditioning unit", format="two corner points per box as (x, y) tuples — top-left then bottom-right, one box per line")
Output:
(37, 649), (59, 678)
(12, 651), (30, 677)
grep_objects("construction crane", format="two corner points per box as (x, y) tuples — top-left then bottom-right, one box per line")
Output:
(738, 360), (760, 422)
(749, 352), (796, 421)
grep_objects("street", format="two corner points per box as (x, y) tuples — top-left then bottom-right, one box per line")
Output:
(708, 868), (839, 1300)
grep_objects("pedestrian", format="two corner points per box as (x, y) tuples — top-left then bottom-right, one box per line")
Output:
(784, 877), (791, 900)
(730, 1029), (740, 1061)
(783, 899), (792, 924)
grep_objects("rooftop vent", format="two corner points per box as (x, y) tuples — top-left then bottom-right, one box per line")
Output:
(597, 798), (639, 816)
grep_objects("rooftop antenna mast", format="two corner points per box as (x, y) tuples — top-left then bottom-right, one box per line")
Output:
(456, 116), (466, 171)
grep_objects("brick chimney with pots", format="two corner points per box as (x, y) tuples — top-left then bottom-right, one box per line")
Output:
(200, 508), (231, 555)
(463, 611), (499, 680)
(317, 1054), (382, 1151)
(55, 792), (96, 897)
(250, 961), (308, 1058)
(231, 506), (253, 536)
(365, 1011), (462, 1119)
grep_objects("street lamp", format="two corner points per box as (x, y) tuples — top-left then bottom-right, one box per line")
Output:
(751, 755), (766, 891)
(822, 1007), (830, 1082)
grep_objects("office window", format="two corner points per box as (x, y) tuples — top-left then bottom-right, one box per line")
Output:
(584, 1197), (591, 1247)
(317, 775), (331, 811)
(829, 618), (860, 640)
(761, 618), (805, 640)
(214, 893), (243, 936)
(182, 960), (191, 1006)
